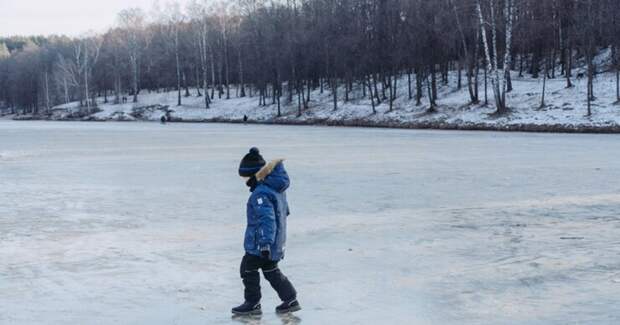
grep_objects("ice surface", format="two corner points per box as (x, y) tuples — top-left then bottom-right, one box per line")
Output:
(1, 121), (620, 324)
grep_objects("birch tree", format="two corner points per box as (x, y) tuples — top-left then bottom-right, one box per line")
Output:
(477, 0), (514, 114)
(117, 8), (146, 104)
(187, 0), (212, 108)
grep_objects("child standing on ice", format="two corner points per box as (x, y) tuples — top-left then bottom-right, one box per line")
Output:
(232, 147), (301, 316)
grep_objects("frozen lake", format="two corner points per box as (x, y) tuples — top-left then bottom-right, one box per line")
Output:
(1, 121), (620, 324)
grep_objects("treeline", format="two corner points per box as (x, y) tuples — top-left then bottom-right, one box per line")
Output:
(1, 0), (620, 117)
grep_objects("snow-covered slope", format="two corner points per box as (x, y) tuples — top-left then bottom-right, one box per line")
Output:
(36, 67), (620, 132)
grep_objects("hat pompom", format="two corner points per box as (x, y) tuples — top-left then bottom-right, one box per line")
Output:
(250, 147), (260, 155)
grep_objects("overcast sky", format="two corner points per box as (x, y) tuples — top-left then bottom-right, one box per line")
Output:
(0, 0), (179, 37)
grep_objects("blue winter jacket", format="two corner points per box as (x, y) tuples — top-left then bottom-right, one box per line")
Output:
(244, 159), (291, 261)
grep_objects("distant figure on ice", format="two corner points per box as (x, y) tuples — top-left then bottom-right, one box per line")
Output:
(243, 115), (248, 125)
(232, 148), (301, 316)
(160, 115), (167, 124)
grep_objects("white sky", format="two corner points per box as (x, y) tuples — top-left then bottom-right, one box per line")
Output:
(0, 0), (183, 37)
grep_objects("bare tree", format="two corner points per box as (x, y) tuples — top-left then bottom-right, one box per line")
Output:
(477, 0), (514, 114)
(118, 8), (146, 103)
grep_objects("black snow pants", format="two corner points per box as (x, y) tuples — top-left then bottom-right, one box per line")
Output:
(240, 253), (297, 304)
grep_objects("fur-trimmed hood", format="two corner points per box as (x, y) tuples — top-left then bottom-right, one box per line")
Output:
(255, 159), (289, 193)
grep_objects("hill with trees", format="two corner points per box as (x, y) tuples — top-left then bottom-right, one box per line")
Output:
(1, 0), (620, 131)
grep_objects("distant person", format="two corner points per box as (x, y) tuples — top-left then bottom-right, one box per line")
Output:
(232, 148), (301, 316)
(160, 115), (167, 124)
(243, 115), (248, 125)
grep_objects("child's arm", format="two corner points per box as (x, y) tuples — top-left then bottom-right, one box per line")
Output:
(252, 194), (277, 253)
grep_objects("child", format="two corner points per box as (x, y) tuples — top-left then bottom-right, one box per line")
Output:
(232, 147), (301, 316)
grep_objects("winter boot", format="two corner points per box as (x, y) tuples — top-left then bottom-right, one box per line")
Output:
(275, 299), (301, 314)
(232, 301), (262, 316)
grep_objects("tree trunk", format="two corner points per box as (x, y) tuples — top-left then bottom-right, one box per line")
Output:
(381, 73), (387, 100)
(84, 45), (90, 109)
(565, 46), (573, 88)
(305, 80), (310, 109)
(540, 59), (548, 109)
(367, 74), (376, 114)
(332, 78), (338, 111)
(345, 75), (350, 103)
(63, 77), (70, 104)
(201, 21), (210, 108)
(217, 59), (223, 99)
(223, 24), (230, 100)
(415, 68), (423, 106)
(388, 71), (397, 112)
(484, 59), (488, 105)
(457, 61), (462, 90)
(44, 71), (50, 112)
(426, 72), (436, 112)
(451, 0), (477, 104)
(175, 29), (182, 106)
(203, 64), (210, 109)
(132, 56), (138, 103)
(373, 73), (381, 104)
(238, 47), (245, 97)
(615, 46), (620, 103)
(505, 70), (513, 93)
(616, 66), (620, 103)
(474, 30), (480, 102)
(477, 0), (508, 114)
(297, 79), (302, 116)
(183, 70), (190, 97)
(501, 0), (514, 109)
(431, 65), (437, 102)
(407, 69), (413, 100)
(277, 84), (281, 116)
(195, 65), (202, 97)
(210, 50), (216, 99)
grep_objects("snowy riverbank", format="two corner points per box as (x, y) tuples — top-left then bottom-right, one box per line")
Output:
(6, 70), (620, 133)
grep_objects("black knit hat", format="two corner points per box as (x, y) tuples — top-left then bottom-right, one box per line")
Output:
(239, 147), (266, 177)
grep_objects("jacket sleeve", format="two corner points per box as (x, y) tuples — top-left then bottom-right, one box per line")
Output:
(252, 193), (277, 247)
